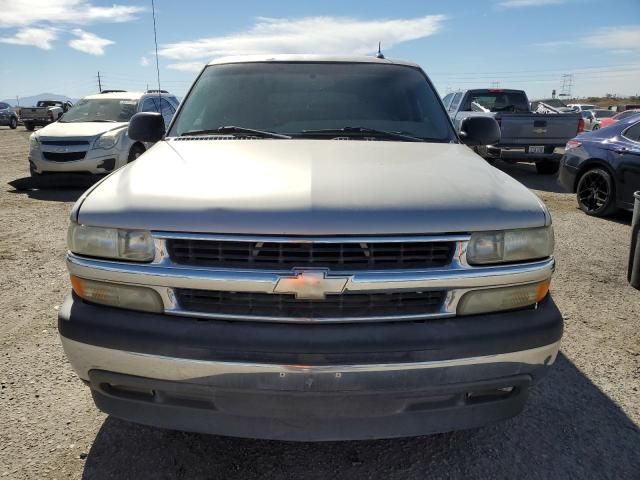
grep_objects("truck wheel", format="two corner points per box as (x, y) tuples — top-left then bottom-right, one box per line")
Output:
(127, 144), (145, 163)
(535, 161), (559, 175)
(576, 168), (617, 217)
(24, 122), (35, 131)
(9, 117), (17, 129)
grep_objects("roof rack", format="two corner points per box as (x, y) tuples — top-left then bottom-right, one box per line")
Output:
(100, 89), (127, 94)
(146, 89), (169, 94)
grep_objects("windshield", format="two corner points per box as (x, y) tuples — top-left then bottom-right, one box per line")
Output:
(37, 101), (62, 108)
(463, 90), (530, 113)
(616, 110), (640, 120)
(169, 62), (455, 142)
(60, 98), (138, 123)
(593, 110), (616, 118)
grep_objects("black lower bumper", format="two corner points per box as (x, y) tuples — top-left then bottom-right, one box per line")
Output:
(89, 370), (533, 441)
(58, 293), (562, 365)
(58, 294), (563, 440)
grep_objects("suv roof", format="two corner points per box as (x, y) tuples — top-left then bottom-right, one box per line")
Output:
(207, 54), (420, 68)
(82, 91), (176, 102)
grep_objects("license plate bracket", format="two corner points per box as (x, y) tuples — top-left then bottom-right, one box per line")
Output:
(528, 146), (545, 154)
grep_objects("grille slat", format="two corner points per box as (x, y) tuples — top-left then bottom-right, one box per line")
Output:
(176, 289), (445, 319)
(42, 151), (87, 162)
(168, 239), (454, 270)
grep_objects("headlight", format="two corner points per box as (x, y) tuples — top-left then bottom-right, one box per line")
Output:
(467, 226), (554, 265)
(68, 223), (154, 262)
(70, 276), (163, 313)
(93, 129), (124, 150)
(29, 134), (39, 149)
(457, 280), (550, 316)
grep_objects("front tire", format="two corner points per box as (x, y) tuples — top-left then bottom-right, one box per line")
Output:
(535, 160), (559, 175)
(9, 117), (17, 129)
(576, 168), (617, 217)
(127, 144), (145, 163)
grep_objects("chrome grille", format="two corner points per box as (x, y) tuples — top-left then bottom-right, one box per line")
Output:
(167, 239), (454, 270)
(175, 288), (446, 319)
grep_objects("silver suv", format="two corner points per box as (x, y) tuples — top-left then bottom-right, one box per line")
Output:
(58, 55), (562, 441)
(28, 90), (178, 186)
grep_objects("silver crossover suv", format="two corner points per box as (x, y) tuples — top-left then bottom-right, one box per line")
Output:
(29, 90), (178, 185)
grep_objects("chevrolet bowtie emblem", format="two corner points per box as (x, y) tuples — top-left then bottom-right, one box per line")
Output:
(274, 270), (349, 300)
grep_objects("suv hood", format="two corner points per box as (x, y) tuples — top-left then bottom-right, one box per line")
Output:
(76, 139), (548, 235)
(37, 121), (127, 139)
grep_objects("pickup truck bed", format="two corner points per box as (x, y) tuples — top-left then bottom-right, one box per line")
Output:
(444, 89), (581, 174)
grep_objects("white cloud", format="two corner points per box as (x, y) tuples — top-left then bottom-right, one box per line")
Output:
(533, 40), (575, 48)
(533, 25), (640, 53)
(167, 62), (205, 72)
(0, 0), (143, 28)
(159, 15), (446, 67)
(68, 28), (113, 55)
(0, 27), (58, 49)
(498, 0), (566, 7)
(585, 26), (640, 51)
(140, 56), (150, 67)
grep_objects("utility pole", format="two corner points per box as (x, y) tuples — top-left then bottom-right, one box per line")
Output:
(16, 95), (19, 106)
(97, 71), (102, 92)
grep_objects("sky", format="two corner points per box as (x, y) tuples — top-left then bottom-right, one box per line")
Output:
(0, 0), (639, 104)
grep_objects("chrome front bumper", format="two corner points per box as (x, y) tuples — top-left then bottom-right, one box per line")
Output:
(61, 336), (560, 384)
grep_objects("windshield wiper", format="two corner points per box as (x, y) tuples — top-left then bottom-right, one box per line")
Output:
(299, 127), (424, 142)
(180, 126), (291, 139)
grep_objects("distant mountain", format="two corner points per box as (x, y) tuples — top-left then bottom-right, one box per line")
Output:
(2, 93), (78, 107)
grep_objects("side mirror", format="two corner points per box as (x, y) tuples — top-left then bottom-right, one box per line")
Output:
(128, 112), (165, 142)
(460, 116), (501, 146)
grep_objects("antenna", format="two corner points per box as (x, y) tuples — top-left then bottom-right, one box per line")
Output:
(151, 0), (162, 110)
(97, 71), (102, 92)
(376, 42), (385, 59)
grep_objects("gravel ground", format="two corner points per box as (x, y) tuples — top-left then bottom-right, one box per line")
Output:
(0, 127), (638, 479)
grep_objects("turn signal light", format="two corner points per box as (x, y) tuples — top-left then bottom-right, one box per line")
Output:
(457, 280), (551, 316)
(70, 275), (163, 313)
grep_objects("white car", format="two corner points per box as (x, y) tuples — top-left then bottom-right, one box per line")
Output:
(28, 90), (179, 186)
(567, 103), (596, 112)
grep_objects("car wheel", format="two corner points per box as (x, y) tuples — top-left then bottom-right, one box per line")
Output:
(9, 117), (17, 129)
(576, 168), (617, 217)
(535, 160), (559, 175)
(592, 125), (600, 131)
(127, 144), (145, 163)
(24, 122), (35, 131)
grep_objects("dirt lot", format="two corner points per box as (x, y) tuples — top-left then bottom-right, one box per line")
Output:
(0, 127), (638, 479)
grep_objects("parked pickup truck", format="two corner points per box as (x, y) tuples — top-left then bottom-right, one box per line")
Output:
(443, 89), (581, 174)
(20, 100), (73, 131)
(58, 55), (562, 441)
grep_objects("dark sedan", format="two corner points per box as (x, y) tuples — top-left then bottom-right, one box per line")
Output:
(558, 115), (640, 217)
(0, 102), (18, 129)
